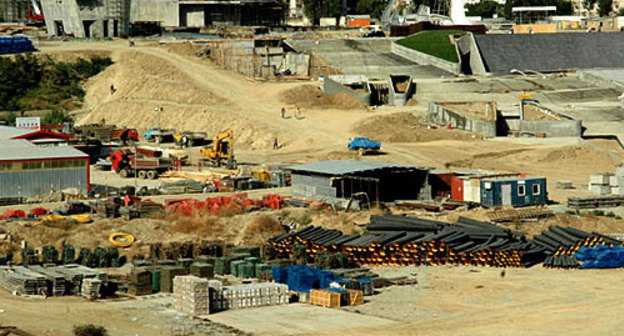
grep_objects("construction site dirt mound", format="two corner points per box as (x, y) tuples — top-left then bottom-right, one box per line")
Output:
(354, 112), (483, 143)
(536, 145), (615, 166)
(280, 85), (366, 110)
(40, 49), (112, 62)
(240, 214), (285, 246)
(160, 42), (206, 57)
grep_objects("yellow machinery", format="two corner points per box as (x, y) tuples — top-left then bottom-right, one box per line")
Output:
(252, 169), (271, 182)
(199, 129), (237, 168)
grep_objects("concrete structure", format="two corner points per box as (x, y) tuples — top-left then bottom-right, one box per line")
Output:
(427, 101), (498, 137)
(41, 0), (129, 37)
(0, 139), (89, 200)
(462, 33), (624, 75)
(388, 75), (416, 106)
(42, 0), (285, 37)
(287, 160), (429, 202)
(285, 38), (449, 78)
(480, 177), (548, 207)
(323, 75), (372, 106)
(391, 42), (460, 75)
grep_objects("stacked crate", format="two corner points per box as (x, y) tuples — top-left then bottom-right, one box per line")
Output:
(173, 276), (210, 316)
(190, 263), (214, 278)
(81, 278), (103, 300)
(161, 266), (187, 293)
(128, 270), (152, 296)
(589, 173), (614, 195)
(210, 282), (289, 312)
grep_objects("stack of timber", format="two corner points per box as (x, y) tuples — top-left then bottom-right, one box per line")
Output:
(487, 207), (553, 222)
(0, 267), (45, 295)
(535, 226), (624, 268)
(567, 195), (624, 209)
(270, 215), (543, 268)
(81, 278), (103, 300)
(27, 265), (66, 296)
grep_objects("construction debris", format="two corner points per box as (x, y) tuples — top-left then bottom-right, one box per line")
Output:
(486, 207), (554, 222)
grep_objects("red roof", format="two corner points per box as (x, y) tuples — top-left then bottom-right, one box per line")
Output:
(11, 130), (73, 140)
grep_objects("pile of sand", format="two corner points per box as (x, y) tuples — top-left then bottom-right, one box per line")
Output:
(280, 85), (366, 110)
(40, 49), (112, 63)
(160, 42), (205, 58)
(536, 145), (615, 166)
(353, 112), (482, 143)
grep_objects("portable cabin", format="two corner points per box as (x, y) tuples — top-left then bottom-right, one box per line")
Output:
(480, 177), (547, 207)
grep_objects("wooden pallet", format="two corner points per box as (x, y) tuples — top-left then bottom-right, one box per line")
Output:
(487, 207), (553, 222)
(347, 290), (364, 306)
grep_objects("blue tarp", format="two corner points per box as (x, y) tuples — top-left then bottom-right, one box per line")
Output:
(574, 245), (624, 268)
(272, 265), (340, 292)
(0, 37), (37, 55)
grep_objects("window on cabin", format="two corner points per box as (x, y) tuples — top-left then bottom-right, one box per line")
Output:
(532, 183), (541, 196)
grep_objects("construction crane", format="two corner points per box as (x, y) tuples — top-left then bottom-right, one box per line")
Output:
(26, 0), (45, 26)
(199, 129), (237, 168)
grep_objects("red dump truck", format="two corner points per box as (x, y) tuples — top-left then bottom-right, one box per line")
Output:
(110, 149), (171, 179)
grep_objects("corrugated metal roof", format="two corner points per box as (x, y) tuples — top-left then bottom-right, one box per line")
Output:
(0, 139), (88, 161)
(287, 160), (420, 175)
(0, 126), (30, 140)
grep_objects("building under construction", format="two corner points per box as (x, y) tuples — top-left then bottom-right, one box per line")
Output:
(0, 0), (31, 22)
(40, 0), (285, 38)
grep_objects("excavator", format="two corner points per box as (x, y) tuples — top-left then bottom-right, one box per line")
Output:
(199, 129), (237, 168)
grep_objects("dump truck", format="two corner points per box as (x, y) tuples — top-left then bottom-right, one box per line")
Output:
(73, 124), (139, 145)
(348, 136), (381, 154)
(199, 129), (237, 168)
(173, 131), (207, 147)
(110, 149), (171, 179)
(144, 127), (176, 143)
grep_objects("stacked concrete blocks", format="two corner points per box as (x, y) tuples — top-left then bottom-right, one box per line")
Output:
(589, 173), (614, 195)
(173, 276), (210, 316)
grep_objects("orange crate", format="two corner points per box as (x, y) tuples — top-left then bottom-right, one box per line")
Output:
(309, 289), (341, 308)
(348, 290), (364, 306)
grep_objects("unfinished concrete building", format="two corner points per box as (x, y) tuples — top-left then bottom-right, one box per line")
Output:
(41, 0), (129, 37)
(41, 0), (285, 38)
(0, 0), (30, 22)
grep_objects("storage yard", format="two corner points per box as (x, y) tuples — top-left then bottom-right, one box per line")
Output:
(5, 4), (624, 335)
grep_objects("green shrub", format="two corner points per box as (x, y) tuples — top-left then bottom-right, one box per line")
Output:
(73, 325), (108, 336)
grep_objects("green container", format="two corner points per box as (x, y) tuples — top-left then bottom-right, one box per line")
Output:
(150, 269), (161, 292)
(255, 263), (270, 278)
(176, 258), (194, 271)
(160, 266), (187, 293)
(215, 257), (232, 275)
(190, 262), (214, 278)
(239, 262), (255, 278)
(231, 260), (245, 277)
(230, 246), (260, 258)
(196, 255), (217, 265)
(230, 252), (251, 261)
(156, 259), (176, 266)
(244, 256), (260, 264)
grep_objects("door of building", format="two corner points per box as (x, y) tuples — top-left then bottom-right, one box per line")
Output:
(501, 184), (512, 206)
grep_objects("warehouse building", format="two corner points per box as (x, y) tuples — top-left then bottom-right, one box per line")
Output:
(0, 139), (90, 200)
(0, 126), (72, 146)
(288, 160), (429, 202)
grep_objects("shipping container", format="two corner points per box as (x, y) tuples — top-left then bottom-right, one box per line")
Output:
(450, 175), (464, 201)
(480, 177), (547, 207)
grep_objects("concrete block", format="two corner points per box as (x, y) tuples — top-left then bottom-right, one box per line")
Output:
(612, 187), (624, 196)
(590, 173), (614, 185)
(589, 183), (611, 195)
(617, 166), (624, 177)
(556, 181), (573, 189)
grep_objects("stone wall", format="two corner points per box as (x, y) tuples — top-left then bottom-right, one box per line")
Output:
(427, 102), (497, 137)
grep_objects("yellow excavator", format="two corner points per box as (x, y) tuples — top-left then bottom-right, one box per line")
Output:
(199, 129), (237, 168)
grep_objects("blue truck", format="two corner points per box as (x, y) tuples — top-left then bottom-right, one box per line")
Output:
(348, 136), (381, 154)
(144, 127), (175, 143)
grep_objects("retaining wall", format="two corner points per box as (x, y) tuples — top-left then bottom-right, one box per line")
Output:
(505, 119), (582, 137)
(391, 42), (460, 75)
(427, 102), (496, 137)
(323, 75), (372, 106)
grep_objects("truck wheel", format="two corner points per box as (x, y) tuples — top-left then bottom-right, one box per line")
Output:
(138, 170), (147, 179)
(147, 170), (157, 180)
(120, 168), (129, 178)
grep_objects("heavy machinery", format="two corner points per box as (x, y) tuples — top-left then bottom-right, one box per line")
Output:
(145, 127), (176, 143)
(173, 131), (207, 148)
(110, 149), (171, 179)
(72, 122), (139, 145)
(199, 129), (237, 168)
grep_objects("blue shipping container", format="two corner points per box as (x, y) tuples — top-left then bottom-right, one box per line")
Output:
(480, 177), (547, 207)
(0, 37), (37, 55)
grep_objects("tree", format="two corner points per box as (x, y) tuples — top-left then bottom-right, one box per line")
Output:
(465, 0), (502, 18)
(356, 0), (388, 20)
(303, 0), (343, 24)
(597, 0), (613, 16)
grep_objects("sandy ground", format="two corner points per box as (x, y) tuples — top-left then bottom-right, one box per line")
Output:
(35, 40), (624, 204)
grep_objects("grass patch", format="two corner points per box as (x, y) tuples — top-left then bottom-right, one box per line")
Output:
(396, 30), (465, 63)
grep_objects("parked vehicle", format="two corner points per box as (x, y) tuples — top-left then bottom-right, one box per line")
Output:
(144, 127), (176, 143)
(110, 149), (171, 179)
(173, 131), (207, 147)
(348, 136), (381, 154)
(200, 129), (237, 168)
